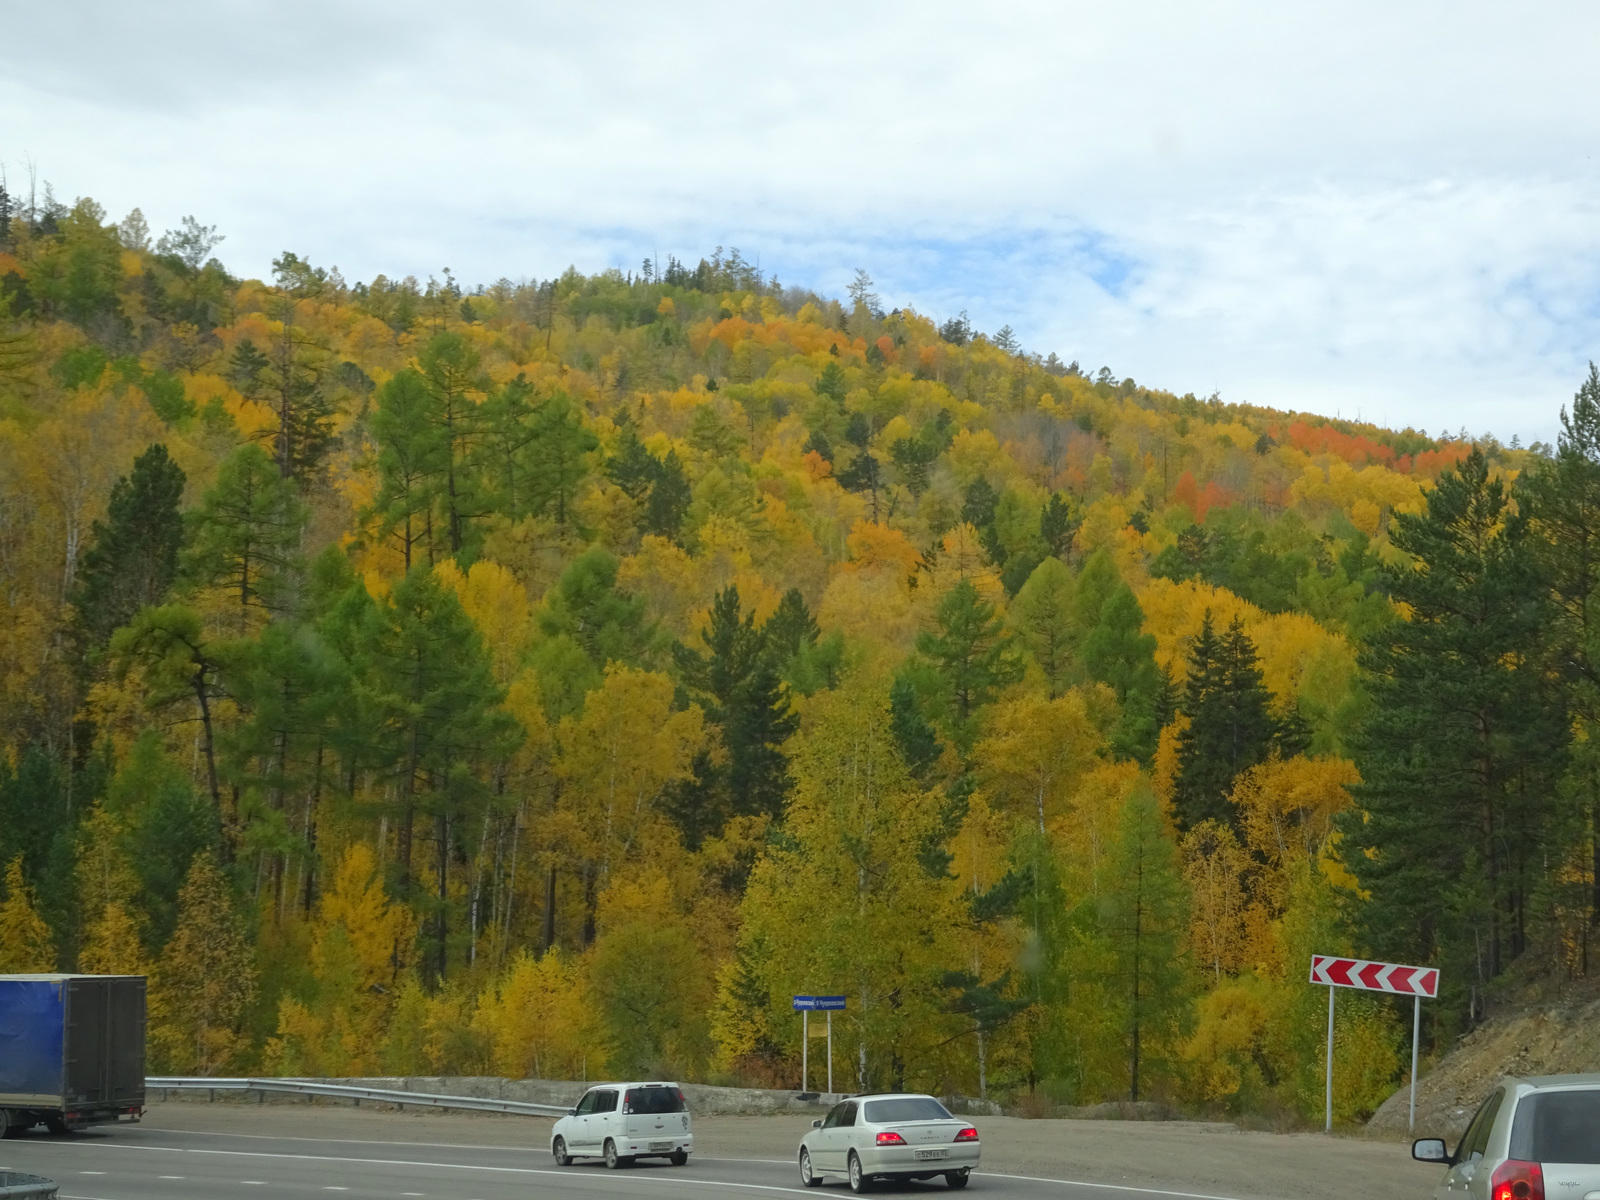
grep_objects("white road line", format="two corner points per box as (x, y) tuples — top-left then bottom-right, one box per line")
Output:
(27, 1143), (821, 1196)
(980, 1170), (1258, 1200)
(46, 1138), (1271, 1200)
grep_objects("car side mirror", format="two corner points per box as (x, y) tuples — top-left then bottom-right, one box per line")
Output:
(567, 1108), (578, 1116)
(1412, 1138), (1450, 1164)
(812, 1119), (823, 1129)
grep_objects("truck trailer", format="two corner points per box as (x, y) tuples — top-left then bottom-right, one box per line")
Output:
(0, 975), (145, 1134)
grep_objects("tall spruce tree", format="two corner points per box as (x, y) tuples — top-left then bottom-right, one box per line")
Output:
(670, 587), (798, 845)
(1342, 449), (1566, 1012)
(1524, 364), (1600, 938)
(1172, 613), (1279, 830)
(72, 443), (186, 651)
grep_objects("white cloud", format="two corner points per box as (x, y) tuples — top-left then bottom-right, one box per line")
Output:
(4, 0), (1598, 440)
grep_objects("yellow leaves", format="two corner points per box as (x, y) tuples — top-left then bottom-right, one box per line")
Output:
(1137, 577), (1356, 712)
(916, 523), (1004, 611)
(1181, 822), (1251, 981)
(80, 902), (148, 975)
(556, 666), (706, 874)
(1230, 755), (1360, 872)
(1179, 977), (1273, 1104)
(474, 949), (606, 1080)
(1053, 759), (1145, 898)
(0, 857), (54, 972)
(976, 689), (1105, 832)
(819, 566), (916, 656)
(316, 842), (417, 991)
(618, 535), (700, 638)
(946, 427), (1009, 489)
(843, 519), (919, 579)
(433, 559), (533, 685)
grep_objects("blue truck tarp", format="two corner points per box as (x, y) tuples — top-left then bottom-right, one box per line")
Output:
(0, 980), (65, 1104)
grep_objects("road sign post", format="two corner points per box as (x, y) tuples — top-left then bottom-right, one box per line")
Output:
(792, 996), (846, 1094)
(1309, 955), (1439, 1133)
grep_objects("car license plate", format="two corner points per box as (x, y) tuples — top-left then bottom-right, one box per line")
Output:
(914, 1148), (949, 1160)
(650, 1140), (673, 1151)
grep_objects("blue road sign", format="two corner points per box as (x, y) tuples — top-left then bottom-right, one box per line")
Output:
(792, 995), (847, 1011)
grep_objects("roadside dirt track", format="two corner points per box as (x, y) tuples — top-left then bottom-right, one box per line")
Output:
(141, 1098), (1435, 1200)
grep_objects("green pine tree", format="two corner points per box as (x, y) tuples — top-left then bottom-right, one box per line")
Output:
(671, 587), (798, 845)
(368, 368), (446, 571)
(184, 443), (307, 613)
(1342, 448), (1566, 1008)
(1083, 584), (1163, 764)
(364, 566), (521, 980)
(913, 579), (1024, 759)
(1100, 788), (1190, 1102)
(72, 443), (187, 651)
(1172, 612), (1277, 831)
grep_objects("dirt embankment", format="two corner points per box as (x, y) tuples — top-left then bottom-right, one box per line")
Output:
(1367, 975), (1600, 1141)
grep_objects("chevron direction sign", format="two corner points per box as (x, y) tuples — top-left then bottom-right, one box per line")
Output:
(1309, 954), (1438, 997)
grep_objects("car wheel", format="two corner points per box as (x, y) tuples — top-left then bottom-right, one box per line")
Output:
(552, 1136), (570, 1167)
(799, 1147), (821, 1187)
(945, 1168), (970, 1189)
(670, 1150), (689, 1167)
(848, 1150), (872, 1193)
(603, 1139), (627, 1169)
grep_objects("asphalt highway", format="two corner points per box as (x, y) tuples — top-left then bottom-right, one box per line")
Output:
(0, 1119), (1264, 1200)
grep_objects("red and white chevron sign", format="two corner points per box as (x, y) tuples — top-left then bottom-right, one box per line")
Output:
(1309, 955), (1439, 997)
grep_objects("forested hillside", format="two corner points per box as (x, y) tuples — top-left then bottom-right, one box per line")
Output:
(1, 187), (1594, 1124)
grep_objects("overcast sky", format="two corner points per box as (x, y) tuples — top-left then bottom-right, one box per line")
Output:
(4, 1), (1597, 442)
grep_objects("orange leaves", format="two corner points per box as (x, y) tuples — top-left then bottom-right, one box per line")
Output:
(1173, 470), (1234, 524)
(843, 519), (919, 580)
(801, 448), (833, 480)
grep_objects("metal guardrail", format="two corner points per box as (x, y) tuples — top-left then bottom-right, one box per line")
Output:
(0, 1171), (57, 1198)
(146, 1077), (569, 1117)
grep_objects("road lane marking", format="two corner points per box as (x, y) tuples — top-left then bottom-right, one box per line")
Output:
(28, 1143), (821, 1196)
(40, 1139), (1267, 1200)
(981, 1170), (1256, 1200)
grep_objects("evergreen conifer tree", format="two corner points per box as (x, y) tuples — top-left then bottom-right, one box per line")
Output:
(72, 443), (186, 651)
(184, 443), (307, 612)
(913, 579), (1024, 758)
(1342, 449), (1565, 1002)
(671, 587), (798, 842)
(1172, 613), (1277, 830)
(1100, 789), (1189, 1101)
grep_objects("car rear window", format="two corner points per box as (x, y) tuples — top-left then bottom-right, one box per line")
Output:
(862, 1098), (952, 1124)
(625, 1087), (687, 1115)
(1510, 1091), (1600, 1164)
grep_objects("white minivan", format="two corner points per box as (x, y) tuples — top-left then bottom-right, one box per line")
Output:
(550, 1082), (693, 1169)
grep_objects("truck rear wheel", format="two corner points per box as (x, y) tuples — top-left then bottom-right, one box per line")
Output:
(43, 1115), (68, 1136)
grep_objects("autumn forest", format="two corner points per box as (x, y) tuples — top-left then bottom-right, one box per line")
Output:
(2, 186), (1597, 1125)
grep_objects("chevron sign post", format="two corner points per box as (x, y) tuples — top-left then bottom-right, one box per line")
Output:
(1310, 954), (1440, 1133)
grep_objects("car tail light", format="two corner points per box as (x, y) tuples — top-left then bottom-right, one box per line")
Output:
(954, 1127), (979, 1142)
(1491, 1159), (1544, 1200)
(875, 1131), (906, 1146)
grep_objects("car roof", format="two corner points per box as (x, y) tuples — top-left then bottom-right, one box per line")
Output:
(1504, 1073), (1600, 1092)
(584, 1081), (681, 1089)
(848, 1093), (942, 1101)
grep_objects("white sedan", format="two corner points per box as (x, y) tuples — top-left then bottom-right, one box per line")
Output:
(798, 1093), (979, 1192)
